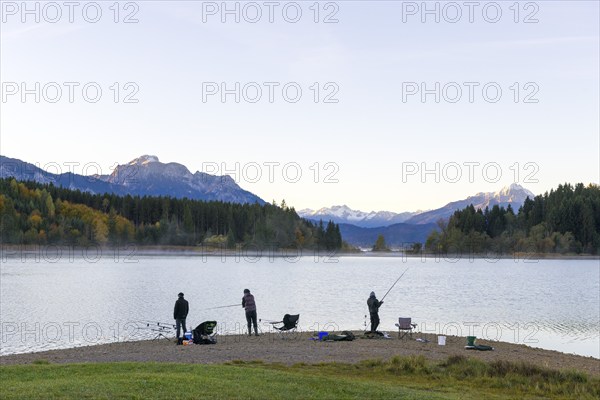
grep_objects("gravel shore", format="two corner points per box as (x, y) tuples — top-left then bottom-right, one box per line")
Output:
(1, 332), (598, 376)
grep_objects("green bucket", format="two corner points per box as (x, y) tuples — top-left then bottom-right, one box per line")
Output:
(466, 336), (476, 346)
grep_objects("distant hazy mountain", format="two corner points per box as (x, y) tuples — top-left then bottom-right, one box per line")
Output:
(339, 222), (438, 248)
(0, 155), (264, 204)
(308, 184), (534, 247)
(405, 183), (535, 224)
(298, 205), (420, 228)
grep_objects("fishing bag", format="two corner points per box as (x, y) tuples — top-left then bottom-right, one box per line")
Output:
(192, 321), (217, 345)
(323, 331), (355, 342)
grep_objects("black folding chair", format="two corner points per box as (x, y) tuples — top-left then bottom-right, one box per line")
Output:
(269, 314), (299, 339)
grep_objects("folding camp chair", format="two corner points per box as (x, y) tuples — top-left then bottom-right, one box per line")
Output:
(192, 321), (217, 344)
(269, 314), (299, 339)
(395, 317), (417, 339)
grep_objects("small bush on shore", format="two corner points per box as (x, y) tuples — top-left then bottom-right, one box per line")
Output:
(386, 355), (429, 374)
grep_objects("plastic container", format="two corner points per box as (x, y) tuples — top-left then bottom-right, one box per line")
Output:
(466, 336), (476, 346)
(184, 332), (192, 340)
(318, 331), (329, 341)
(438, 336), (446, 346)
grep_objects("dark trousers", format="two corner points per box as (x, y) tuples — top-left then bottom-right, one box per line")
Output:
(245, 310), (258, 335)
(176, 318), (187, 339)
(370, 312), (380, 333)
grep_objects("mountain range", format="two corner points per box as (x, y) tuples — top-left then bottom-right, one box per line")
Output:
(0, 155), (264, 204)
(300, 184), (535, 247)
(299, 184), (535, 228)
(403, 184), (535, 224)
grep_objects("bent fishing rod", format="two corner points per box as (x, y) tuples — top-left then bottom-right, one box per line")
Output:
(380, 267), (410, 302)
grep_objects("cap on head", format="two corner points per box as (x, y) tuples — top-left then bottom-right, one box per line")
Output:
(178, 292), (184, 297)
(243, 289), (250, 294)
(370, 291), (375, 297)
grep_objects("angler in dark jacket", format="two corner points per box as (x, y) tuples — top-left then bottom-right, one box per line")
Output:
(174, 292), (189, 340)
(367, 291), (383, 333)
(242, 289), (259, 336)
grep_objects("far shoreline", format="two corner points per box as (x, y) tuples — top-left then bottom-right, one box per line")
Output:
(1, 244), (598, 261)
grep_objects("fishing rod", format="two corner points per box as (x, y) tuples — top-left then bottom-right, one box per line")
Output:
(380, 268), (410, 302)
(201, 304), (240, 311)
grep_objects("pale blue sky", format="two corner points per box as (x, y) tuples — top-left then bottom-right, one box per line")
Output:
(1, 1), (598, 212)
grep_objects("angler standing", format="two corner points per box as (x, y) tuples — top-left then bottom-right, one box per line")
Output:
(367, 291), (383, 333)
(367, 268), (408, 334)
(242, 289), (259, 336)
(174, 292), (189, 343)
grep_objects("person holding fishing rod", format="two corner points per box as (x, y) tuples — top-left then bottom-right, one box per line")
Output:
(367, 268), (409, 334)
(242, 289), (259, 336)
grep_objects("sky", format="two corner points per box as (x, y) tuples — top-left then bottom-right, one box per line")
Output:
(1, 1), (599, 212)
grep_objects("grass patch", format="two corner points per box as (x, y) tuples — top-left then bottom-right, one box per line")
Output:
(0, 356), (598, 400)
(433, 354), (595, 396)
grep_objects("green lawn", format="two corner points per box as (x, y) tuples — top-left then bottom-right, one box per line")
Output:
(1, 356), (598, 399)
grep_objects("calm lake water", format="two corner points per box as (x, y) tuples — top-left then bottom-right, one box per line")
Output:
(1, 254), (598, 358)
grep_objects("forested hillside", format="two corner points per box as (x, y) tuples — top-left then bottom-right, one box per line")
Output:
(0, 179), (342, 250)
(425, 183), (600, 254)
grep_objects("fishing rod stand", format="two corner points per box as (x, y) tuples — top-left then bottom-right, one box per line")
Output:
(140, 321), (175, 341)
(151, 330), (172, 341)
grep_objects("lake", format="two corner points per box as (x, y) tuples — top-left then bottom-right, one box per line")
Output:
(1, 251), (598, 358)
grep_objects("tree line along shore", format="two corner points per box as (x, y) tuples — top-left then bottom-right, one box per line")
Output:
(1, 179), (598, 256)
(370, 183), (600, 256)
(0, 178), (344, 251)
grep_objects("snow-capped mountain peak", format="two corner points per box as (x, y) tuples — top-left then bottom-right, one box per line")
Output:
(405, 184), (536, 224)
(128, 155), (160, 166)
(318, 205), (366, 221)
(298, 205), (419, 228)
(494, 183), (535, 198)
(97, 155), (263, 203)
